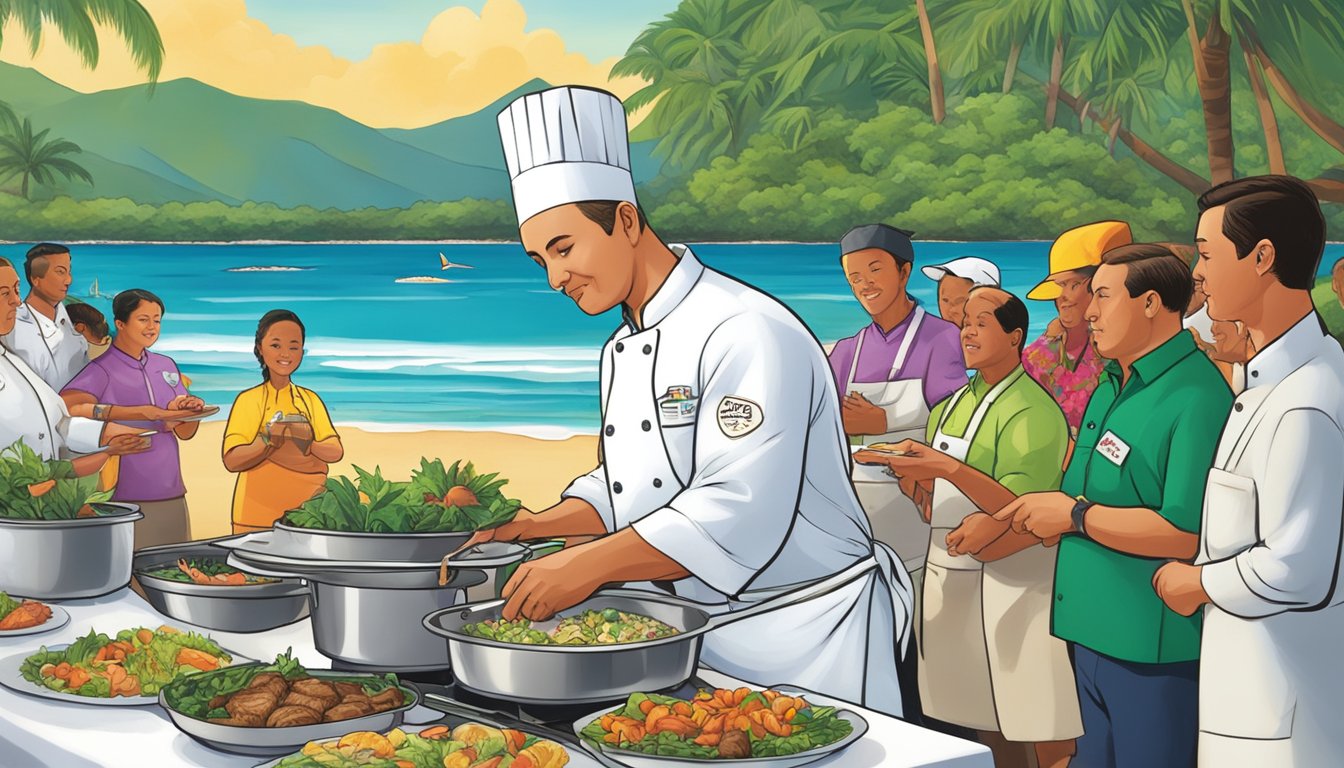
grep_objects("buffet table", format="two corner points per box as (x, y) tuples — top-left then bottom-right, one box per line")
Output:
(0, 588), (992, 767)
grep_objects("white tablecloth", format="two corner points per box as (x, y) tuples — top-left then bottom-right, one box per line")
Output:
(0, 589), (991, 768)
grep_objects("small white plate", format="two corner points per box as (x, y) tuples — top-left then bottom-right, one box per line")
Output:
(0, 641), (247, 707)
(166, 405), (221, 422)
(0, 604), (69, 638)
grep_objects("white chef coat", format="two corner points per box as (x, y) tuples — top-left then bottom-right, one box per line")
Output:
(562, 245), (914, 717)
(0, 345), (105, 459)
(1183, 304), (1214, 345)
(1, 301), (89, 391)
(1194, 313), (1344, 766)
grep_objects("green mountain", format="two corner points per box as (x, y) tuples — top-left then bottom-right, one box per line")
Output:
(0, 64), (662, 210)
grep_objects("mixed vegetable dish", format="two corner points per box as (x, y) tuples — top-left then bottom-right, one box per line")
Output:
(19, 625), (233, 699)
(273, 723), (569, 767)
(142, 558), (277, 586)
(581, 688), (854, 760)
(282, 459), (521, 533)
(463, 608), (682, 646)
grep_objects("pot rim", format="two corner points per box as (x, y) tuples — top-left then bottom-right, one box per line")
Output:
(0, 502), (143, 528)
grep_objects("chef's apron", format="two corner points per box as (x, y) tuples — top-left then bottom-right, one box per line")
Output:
(231, 441), (328, 532)
(601, 326), (912, 717)
(845, 307), (933, 578)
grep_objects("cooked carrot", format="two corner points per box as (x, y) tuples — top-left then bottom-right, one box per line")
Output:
(54, 662), (71, 679)
(176, 648), (220, 671)
(137, 629), (154, 645)
(67, 668), (91, 691)
(26, 479), (56, 497)
(417, 725), (450, 740)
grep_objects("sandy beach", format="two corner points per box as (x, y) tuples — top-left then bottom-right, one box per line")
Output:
(179, 422), (600, 539)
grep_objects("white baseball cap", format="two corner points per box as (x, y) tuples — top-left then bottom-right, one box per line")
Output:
(921, 257), (1001, 287)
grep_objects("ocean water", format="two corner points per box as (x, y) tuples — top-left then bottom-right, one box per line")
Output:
(24, 241), (1343, 436)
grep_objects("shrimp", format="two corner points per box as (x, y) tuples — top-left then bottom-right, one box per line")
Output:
(177, 559), (247, 586)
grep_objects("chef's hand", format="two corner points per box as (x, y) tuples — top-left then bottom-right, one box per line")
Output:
(992, 491), (1075, 540)
(1153, 561), (1210, 617)
(841, 392), (888, 436)
(167, 395), (205, 412)
(104, 433), (152, 456)
(500, 546), (600, 621)
(856, 440), (956, 484)
(946, 512), (1005, 557)
(454, 510), (537, 555)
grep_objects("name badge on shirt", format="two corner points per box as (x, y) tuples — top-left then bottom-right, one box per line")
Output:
(1095, 430), (1131, 466)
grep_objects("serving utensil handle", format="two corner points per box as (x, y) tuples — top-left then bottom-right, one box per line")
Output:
(696, 555), (879, 636)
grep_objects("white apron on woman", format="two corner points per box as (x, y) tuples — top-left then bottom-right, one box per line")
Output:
(844, 306), (934, 577)
(1195, 317), (1344, 767)
(562, 246), (915, 717)
(917, 371), (1082, 740)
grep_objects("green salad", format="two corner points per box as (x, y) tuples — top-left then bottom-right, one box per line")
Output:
(464, 608), (682, 646)
(0, 438), (114, 520)
(282, 459), (521, 533)
(19, 626), (232, 699)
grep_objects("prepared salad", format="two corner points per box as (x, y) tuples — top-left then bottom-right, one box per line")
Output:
(272, 723), (568, 767)
(19, 625), (233, 699)
(463, 608), (681, 646)
(581, 688), (854, 760)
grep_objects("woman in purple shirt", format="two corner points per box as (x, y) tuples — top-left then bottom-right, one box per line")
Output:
(61, 289), (205, 549)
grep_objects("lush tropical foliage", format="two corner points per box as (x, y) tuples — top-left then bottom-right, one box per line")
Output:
(623, 0), (1344, 240)
(0, 117), (93, 200)
(0, 0), (164, 81)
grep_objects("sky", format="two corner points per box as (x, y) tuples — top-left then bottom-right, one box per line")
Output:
(0, 0), (673, 128)
(244, 0), (679, 61)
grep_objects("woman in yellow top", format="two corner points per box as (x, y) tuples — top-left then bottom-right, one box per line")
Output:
(222, 310), (343, 533)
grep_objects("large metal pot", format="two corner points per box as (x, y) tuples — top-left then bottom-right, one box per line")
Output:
(133, 540), (310, 633)
(0, 503), (142, 599)
(269, 521), (473, 563)
(424, 558), (879, 704)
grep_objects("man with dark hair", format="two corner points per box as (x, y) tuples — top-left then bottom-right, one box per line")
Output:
(1154, 174), (1344, 766)
(0, 242), (88, 389)
(467, 85), (914, 717)
(855, 286), (1081, 768)
(996, 243), (1233, 767)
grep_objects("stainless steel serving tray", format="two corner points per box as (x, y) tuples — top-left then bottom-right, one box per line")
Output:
(133, 539), (310, 633)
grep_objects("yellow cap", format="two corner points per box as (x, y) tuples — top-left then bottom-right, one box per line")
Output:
(1027, 220), (1133, 300)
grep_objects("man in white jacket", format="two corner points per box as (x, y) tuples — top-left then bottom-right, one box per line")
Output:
(1153, 175), (1344, 766)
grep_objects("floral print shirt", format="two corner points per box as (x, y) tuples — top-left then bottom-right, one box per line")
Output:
(1022, 332), (1106, 437)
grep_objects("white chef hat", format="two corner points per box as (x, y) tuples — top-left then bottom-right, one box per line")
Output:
(497, 86), (638, 226)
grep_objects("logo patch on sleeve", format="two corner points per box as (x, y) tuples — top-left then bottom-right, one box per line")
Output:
(162, 371), (181, 387)
(717, 396), (763, 438)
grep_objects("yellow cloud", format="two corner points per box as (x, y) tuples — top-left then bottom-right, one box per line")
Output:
(0, 0), (646, 129)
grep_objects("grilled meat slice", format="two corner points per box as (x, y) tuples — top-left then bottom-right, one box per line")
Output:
(282, 691), (333, 714)
(266, 704), (322, 727)
(226, 688), (282, 721)
(245, 672), (290, 701)
(332, 681), (365, 699)
(208, 714), (265, 727)
(289, 678), (340, 711)
(368, 687), (404, 713)
(323, 700), (374, 722)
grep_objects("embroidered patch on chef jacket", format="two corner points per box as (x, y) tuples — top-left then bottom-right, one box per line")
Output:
(162, 371), (181, 387)
(1095, 430), (1131, 466)
(717, 396), (763, 438)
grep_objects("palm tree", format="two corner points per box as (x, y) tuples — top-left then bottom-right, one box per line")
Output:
(0, 0), (164, 81)
(0, 100), (18, 133)
(0, 118), (94, 199)
(914, 0), (945, 123)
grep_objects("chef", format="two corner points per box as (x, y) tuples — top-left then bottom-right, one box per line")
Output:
(1, 243), (89, 390)
(855, 287), (1080, 768)
(0, 256), (149, 471)
(1153, 175), (1344, 766)
(828, 226), (966, 578)
(467, 85), (914, 717)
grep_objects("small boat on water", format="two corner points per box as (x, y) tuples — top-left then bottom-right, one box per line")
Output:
(395, 276), (452, 284)
(439, 253), (474, 270)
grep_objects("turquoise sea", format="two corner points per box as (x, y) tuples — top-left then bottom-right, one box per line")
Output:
(19, 241), (1343, 436)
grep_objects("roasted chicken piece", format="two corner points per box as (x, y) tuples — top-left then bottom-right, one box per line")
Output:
(246, 672), (291, 701)
(0, 600), (52, 630)
(226, 688), (282, 721)
(324, 699), (374, 721)
(288, 679), (340, 712)
(266, 704), (322, 727)
(368, 687), (404, 713)
(332, 681), (364, 699)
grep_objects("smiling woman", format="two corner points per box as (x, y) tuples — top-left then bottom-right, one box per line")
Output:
(221, 309), (343, 533)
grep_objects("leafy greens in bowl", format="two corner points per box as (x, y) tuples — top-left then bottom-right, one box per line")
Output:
(281, 459), (521, 533)
(0, 439), (114, 521)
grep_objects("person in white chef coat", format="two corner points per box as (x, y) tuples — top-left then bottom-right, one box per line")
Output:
(1153, 175), (1344, 767)
(1, 243), (90, 391)
(465, 85), (914, 717)
(0, 256), (150, 471)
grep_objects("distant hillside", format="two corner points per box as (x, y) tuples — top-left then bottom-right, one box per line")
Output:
(0, 64), (661, 210)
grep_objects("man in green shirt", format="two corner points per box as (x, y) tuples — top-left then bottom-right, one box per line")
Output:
(855, 287), (1080, 768)
(995, 244), (1233, 768)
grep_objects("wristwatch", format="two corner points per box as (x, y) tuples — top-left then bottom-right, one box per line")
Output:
(1071, 496), (1094, 537)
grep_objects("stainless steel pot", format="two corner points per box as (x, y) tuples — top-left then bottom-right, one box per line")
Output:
(270, 521), (473, 563)
(423, 558), (879, 704)
(133, 540), (309, 633)
(0, 503), (142, 599)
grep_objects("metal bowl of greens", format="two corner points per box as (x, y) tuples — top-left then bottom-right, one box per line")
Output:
(159, 651), (420, 757)
(133, 540), (310, 633)
(0, 439), (143, 599)
(271, 460), (523, 562)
